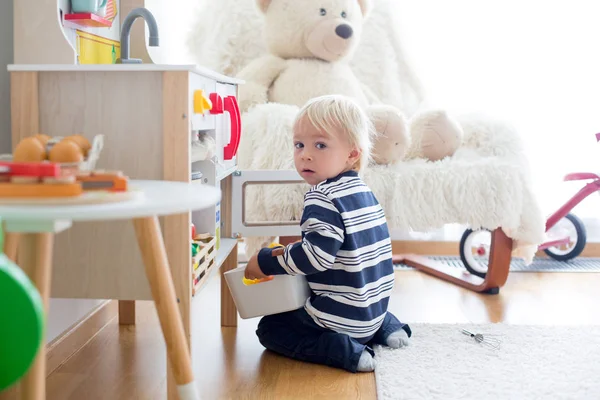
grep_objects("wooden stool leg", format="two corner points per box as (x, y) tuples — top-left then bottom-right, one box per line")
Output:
(118, 300), (136, 325)
(220, 243), (238, 327)
(132, 216), (198, 400)
(19, 233), (54, 400)
(393, 228), (513, 294)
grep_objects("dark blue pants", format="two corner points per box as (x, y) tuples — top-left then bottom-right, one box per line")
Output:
(256, 307), (411, 373)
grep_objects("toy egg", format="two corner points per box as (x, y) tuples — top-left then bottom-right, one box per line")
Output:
(13, 137), (47, 162)
(48, 140), (84, 163)
(64, 134), (91, 157)
(33, 134), (51, 148)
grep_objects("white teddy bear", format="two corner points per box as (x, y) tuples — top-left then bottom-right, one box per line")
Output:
(236, 0), (463, 164)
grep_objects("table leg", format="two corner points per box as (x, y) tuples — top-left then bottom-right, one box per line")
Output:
(3, 232), (20, 262)
(118, 300), (136, 325)
(132, 216), (198, 400)
(220, 242), (238, 327)
(0, 386), (19, 400)
(19, 233), (54, 400)
(1, 232), (25, 398)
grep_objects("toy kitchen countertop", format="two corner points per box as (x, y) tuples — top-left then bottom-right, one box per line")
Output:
(7, 63), (244, 84)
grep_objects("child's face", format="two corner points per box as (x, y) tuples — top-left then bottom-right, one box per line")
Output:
(293, 116), (360, 186)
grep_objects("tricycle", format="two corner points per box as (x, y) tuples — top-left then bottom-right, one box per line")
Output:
(460, 133), (600, 278)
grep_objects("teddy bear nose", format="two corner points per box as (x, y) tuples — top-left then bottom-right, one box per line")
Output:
(335, 24), (353, 39)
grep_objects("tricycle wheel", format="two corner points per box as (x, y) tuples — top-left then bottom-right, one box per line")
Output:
(544, 213), (587, 261)
(459, 228), (492, 278)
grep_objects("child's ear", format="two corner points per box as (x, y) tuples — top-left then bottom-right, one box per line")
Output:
(348, 148), (361, 164)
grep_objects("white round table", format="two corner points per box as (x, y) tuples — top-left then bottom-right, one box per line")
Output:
(1, 180), (218, 400)
(0, 180), (221, 223)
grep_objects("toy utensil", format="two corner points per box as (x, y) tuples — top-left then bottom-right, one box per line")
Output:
(241, 242), (283, 285)
(242, 276), (274, 285)
(461, 329), (502, 350)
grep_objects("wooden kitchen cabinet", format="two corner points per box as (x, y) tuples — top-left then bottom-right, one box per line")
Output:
(8, 63), (243, 399)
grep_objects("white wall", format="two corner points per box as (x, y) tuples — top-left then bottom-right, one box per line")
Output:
(390, 0), (600, 242)
(46, 299), (106, 342)
(395, 0), (600, 220)
(144, 0), (198, 64)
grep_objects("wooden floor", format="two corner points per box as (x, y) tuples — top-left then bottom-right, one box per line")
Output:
(44, 268), (600, 400)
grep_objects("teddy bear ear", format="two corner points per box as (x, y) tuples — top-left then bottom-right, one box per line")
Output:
(255, 0), (273, 13)
(356, 0), (372, 17)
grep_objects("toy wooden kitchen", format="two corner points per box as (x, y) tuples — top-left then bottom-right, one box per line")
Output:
(7, 63), (243, 399)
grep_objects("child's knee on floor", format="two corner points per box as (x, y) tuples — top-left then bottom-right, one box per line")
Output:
(255, 310), (374, 373)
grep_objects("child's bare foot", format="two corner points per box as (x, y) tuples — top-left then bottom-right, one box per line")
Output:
(386, 329), (410, 348)
(357, 350), (376, 372)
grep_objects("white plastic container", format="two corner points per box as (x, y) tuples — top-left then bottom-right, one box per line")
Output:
(224, 266), (311, 319)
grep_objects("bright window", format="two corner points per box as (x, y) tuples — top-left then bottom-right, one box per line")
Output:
(396, 1), (600, 227)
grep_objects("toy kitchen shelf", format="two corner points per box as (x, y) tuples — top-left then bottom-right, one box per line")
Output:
(8, 63), (243, 398)
(63, 12), (113, 28)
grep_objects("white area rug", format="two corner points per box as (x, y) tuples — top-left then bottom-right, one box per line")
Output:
(374, 323), (600, 400)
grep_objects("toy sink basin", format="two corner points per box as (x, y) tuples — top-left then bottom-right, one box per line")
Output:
(224, 266), (311, 319)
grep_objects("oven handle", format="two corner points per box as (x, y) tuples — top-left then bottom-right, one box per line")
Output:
(223, 96), (241, 160)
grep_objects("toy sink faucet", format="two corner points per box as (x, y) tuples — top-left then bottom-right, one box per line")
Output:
(117, 7), (159, 64)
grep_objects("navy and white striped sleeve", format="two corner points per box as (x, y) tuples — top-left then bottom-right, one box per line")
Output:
(257, 189), (345, 276)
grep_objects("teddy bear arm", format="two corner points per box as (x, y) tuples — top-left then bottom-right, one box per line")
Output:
(236, 54), (287, 88)
(236, 55), (288, 113)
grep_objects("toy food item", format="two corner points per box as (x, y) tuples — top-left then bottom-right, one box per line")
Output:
(242, 276), (274, 285)
(76, 171), (128, 192)
(0, 161), (81, 197)
(64, 134), (91, 157)
(0, 162), (128, 199)
(33, 134), (51, 148)
(13, 137), (46, 162)
(191, 242), (199, 257)
(0, 181), (82, 198)
(48, 140), (84, 163)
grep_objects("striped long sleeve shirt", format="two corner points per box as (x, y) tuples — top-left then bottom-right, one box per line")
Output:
(257, 170), (395, 341)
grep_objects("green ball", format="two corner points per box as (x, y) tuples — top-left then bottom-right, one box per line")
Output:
(0, 254), (45, 390)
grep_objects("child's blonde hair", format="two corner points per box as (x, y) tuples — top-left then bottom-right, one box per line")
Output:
(293, 94), (373, 173)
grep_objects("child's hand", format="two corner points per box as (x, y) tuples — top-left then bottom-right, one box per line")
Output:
(244, 252), (268, 280)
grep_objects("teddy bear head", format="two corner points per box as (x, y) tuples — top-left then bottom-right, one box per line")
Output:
(256, 0), (372, 62)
